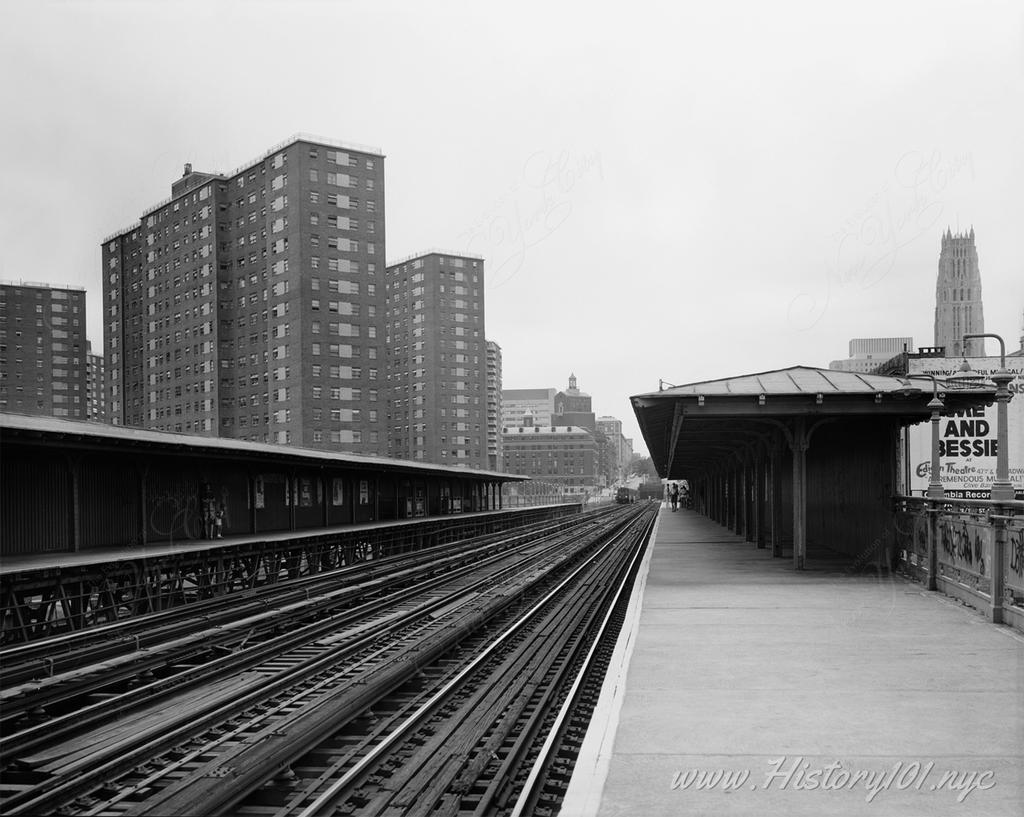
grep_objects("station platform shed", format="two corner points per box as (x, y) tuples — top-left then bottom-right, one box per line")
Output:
(0, 413), (526, 557)
(629, 366), (996, 570)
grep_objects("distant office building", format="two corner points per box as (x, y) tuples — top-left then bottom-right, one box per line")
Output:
(102, 134), (387, 453)
(85, 341), (107, 422)
(501, 376), (604, 488)
(829, 337), (914, 373)
(502, 387), (556, 428)
(934, 227), (985, 357)
(485, 340), (503, 471)
(554, 373), (596, 430)
(0, 282), (88, 419)
(385, 251), (487, 467)
(501, 421), (598, 495)
(597, 415), (631, 484)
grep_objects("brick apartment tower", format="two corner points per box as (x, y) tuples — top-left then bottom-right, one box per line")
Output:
(934, 227), (985, 358)
(485, 340), (503, 471)
(0, 282), (88, 419)
(384, 251), (487, 468)
(102, 135), (387, 452)
(85, 341), (107, 422)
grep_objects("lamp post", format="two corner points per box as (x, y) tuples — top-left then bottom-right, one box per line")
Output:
(904, 374), (945, 499)
(963, 333), (1015, 502)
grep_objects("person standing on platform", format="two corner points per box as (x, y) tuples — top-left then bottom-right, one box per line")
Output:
(201, 483), (216, 539)
(669, 483), (679, 512)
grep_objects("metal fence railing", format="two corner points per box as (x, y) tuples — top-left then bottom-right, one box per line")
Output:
(893, 495), (1024, 628)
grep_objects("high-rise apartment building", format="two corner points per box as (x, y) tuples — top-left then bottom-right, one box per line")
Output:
(485, 340), (503, 471)
(102, 134), (387, 452)
(384, 251), (487, 467)
(0, 282), (88, 419)
(85, 341), (107, 422)
(934, 227), (985, 357)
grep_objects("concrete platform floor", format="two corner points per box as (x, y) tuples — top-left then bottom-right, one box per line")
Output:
(562, 505), (1024, 817)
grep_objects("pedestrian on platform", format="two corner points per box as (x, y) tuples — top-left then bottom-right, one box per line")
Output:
(215, 503), (225, 539)
(669, 483), (679, 511)
(201, 483), (216, 539)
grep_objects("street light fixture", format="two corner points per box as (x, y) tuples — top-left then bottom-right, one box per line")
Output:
(961, 333), (1015, 502)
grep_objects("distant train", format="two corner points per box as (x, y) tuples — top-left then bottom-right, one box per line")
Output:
(615, 487), (638, 504)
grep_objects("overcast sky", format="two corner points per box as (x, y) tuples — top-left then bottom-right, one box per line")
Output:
(2, 0), (1022, 456)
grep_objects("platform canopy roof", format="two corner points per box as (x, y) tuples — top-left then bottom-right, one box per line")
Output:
(631, 365), (996, 480)
(0, 413), (524, 482)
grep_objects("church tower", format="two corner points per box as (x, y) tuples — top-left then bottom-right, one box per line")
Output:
(934, 227), (985, 357)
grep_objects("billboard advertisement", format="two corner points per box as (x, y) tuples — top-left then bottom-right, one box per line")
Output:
(907, 356), (1024, 499)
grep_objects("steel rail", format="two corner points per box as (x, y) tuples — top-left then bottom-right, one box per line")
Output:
(291, 510), (649, 817)
(508, 510), (657, 817)
(3, 523), (591, 810)
(128, 512), (639, 817)
(0, 512), (603, 722)
(1, 510), (606, 666)
(2, 510), (630, 817)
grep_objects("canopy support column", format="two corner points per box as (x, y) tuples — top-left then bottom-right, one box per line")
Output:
(737, 458), (748, 538)
(754, 453), (765, 548)
(790, 417), (809, 570)
(770, 437), (784, 557)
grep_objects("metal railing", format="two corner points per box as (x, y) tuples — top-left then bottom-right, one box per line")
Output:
(102, 222), (142, 245)
(385, 248), (486, 268)
(894, 495), (1024, 628)
(0, 280), (86, 292)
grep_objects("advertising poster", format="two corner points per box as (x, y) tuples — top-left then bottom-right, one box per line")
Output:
(907, 356), (1024, 499)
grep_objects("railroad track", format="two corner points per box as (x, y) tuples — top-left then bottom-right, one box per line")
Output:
(0, 510), (618, 735)
(2, 510), (609, 676)
(0, 512), (611, 765)
(0, 503), (656, 816)
(259, 504), (657, 817)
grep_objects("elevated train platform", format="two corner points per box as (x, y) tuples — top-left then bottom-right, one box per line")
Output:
(564, 506), (1024, 816)
(0, 505), (581, 643)
(0, 413), (577, 642)
(0, 504), (575, 577)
